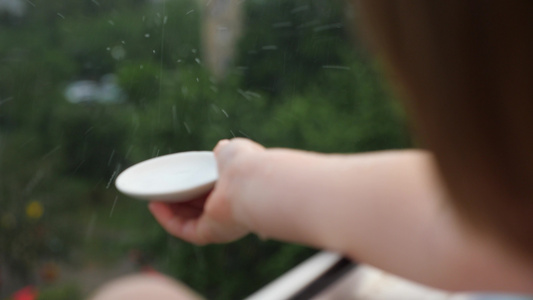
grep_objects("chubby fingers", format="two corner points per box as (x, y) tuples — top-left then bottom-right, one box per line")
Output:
(148, 202), (190, 239)
(148, 200), (245, 245)
(148, 200), (212, 245)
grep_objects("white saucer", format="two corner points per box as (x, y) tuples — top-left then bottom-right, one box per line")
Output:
(115, 151), (218, 202)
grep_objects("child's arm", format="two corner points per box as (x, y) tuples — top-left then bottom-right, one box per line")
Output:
(150, 138), (533, 293)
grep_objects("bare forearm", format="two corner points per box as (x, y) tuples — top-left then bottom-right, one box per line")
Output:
(232, 149), (533, 292)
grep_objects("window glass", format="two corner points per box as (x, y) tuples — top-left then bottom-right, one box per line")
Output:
(0, 0), (409, 298)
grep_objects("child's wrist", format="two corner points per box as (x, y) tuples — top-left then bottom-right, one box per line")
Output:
(229, 151), (266, 238)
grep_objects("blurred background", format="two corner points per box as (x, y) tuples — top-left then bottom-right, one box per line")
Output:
(0, 0), (410, 299)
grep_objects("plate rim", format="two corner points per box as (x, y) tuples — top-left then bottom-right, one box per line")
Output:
(115, 151), (217, 202)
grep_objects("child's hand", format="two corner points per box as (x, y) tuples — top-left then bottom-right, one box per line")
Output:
(148, 138), (265, 245)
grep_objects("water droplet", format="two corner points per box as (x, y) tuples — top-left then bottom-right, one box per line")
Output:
(313, 23), (343, 32)
(291, 5), (309, 13)
(107, 150), (116, 166)
(262, 45), (278, 50)
(125, 145), (134, 160)
(106, 168), (119, 189)
(183, 122), (191, 134)
(238, 130), (250, 138)
(272, 21), (292, 28)
(322, 65), (351, 71)
(111, 46), (126, 60)
(109, 196), (118, 218)
(0, 96), (14, 106)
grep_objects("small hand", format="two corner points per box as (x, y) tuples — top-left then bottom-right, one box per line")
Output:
(149, 138), (265, 245)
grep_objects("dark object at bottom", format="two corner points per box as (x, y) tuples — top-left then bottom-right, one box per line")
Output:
(288, 256), (355, 300)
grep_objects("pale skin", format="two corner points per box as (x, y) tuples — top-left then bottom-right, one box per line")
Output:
(149, 138), (533, 294)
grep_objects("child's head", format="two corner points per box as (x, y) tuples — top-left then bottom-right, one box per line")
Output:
(356, 1), (533, 256)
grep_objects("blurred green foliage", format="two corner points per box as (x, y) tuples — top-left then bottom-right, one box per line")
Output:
(37, 283), (82, 300)
(0, 0), (410, 298)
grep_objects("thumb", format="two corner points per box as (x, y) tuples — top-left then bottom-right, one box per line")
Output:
(213, 138), (265, 171)
(192, 215), (247, 245)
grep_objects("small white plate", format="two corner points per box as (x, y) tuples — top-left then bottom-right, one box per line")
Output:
(115, 151), (218, 202)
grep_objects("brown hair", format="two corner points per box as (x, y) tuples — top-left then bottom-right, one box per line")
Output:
(356, 1), (533, 255)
